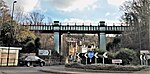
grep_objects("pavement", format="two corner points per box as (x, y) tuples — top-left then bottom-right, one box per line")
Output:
(39, 65), (150, 74)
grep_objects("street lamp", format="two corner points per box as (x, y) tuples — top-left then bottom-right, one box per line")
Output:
(7, 0), (17, 66)
(11, 0), (17, 21)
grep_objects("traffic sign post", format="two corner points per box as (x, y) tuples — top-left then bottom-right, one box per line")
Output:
(38, 49), (51, 64)
(84, 53), (88, 65)
(102, 52), (108, 64)
(140, 50), (150, 66)
(140, 54), (148, 65)
(38, 50), (51, 56)
(94, 52), (98, 64)
(103, 57), (104, 64)
(76, 53), (81, 63)
(143, 54), (148, 65)
(88, 51), (94, 63)
(140, 55), (143, 65)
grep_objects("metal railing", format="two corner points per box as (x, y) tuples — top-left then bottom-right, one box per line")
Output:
(44, 58), (65, 66)
(22, 25), (129, 33)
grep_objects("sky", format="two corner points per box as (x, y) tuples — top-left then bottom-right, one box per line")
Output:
(4, 0), (130, 25)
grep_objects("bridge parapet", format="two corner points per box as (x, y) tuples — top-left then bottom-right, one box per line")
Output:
(21, 21), (129, 34)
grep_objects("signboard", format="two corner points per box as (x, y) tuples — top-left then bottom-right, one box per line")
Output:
(88, 51), (94, 59)
(140, 50), (150, 54)
(84, 53), (88, 58)
(103, 52), (108, 58)
(112, 59), (122, 63)
(94, 52), (98, 58)
(81, 47), (87, 53)
(140, 55), (143, 60)
(38, 50), (51, 56)
(147, 55), (150, 59)
(76, 53), (80, 58)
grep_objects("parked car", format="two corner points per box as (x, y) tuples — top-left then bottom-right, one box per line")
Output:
(18, 55), (45, 67)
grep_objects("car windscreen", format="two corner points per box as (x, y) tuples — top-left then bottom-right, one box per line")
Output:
(25, 56), (40, 61)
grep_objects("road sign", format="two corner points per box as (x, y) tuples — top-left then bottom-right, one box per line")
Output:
(112, 59), (122, 63)
(84, 53), (88, 58)
(95, 52), (98, 64)
(103, 52), (108, 58)
(94, 52), (98, 58)
(81, 47), (88, 53)
(84, 53), (88, 65)
(147, 55), (150, 59)
(140, 50), (150, 54)
(39, 50), (51, 56)
(77, 53), (80, 58)
(140, 55), (143, 60)
(143, 55), (147, 60)
(88, 51), (94, 59)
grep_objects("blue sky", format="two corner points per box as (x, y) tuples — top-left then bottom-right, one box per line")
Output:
(5, 0), (129, 24)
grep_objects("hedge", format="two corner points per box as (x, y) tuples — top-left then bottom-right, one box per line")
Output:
(65, 63), (147, 71)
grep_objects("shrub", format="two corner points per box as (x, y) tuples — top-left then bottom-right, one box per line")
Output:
(65, 62), (84, 68)
(65, 63), (147, 71)
(115, 48), (139, 65)
(107, 52), (116, 59)
(94, 48), (107, 54)
(105, 52), (116, 64)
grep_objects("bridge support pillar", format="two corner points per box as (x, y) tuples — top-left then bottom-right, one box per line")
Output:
(54, 21), (60, 53)
(54, 32), (60, 53)
(99, 33), (106, 51)
(99, 21), (106, 51)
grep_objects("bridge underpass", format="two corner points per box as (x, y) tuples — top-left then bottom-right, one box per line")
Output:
(22, 21), (129, 54)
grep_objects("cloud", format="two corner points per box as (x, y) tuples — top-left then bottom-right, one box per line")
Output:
(105, 20), (123, 26)
(49, 0), (98, 12)
(64, 18), (94, 23)
(5, 0), (40, 13)
(107, 0), (127, 6)
(63, 18), (96, 25)
(105, 12), (110, 16)
(20, 0), (40, 12)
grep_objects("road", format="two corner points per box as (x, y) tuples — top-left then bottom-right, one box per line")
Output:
(0, 67), (50, 74)
(0, 66), (149, 74)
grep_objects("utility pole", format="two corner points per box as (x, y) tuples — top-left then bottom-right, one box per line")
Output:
(148, 14), (150, 48)
(147, 0), (150, 49)
(7, 0), (17, 66)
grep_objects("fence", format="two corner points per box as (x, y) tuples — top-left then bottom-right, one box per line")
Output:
(43, 57), (65, 66)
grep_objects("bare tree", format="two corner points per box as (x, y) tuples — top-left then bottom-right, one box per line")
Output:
(40, 34), (54, 50)
(47, 16), (53, 24)
(0, 0), (11, 23)
(120, 0), (150, 50)
(26, 12), (45, 25)
(14, 6), (26, 23)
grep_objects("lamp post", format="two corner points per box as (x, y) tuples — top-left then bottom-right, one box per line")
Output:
(11, 0), (17, 21)
(6, 0), (17, 66)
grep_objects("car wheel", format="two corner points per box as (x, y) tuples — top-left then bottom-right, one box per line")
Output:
(40, 62), (44, 67)
(26, 62), (31, 67)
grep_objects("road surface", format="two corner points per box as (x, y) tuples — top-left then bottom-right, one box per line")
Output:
(0, 66), (149, 74)
(0, 67), (50, 74)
